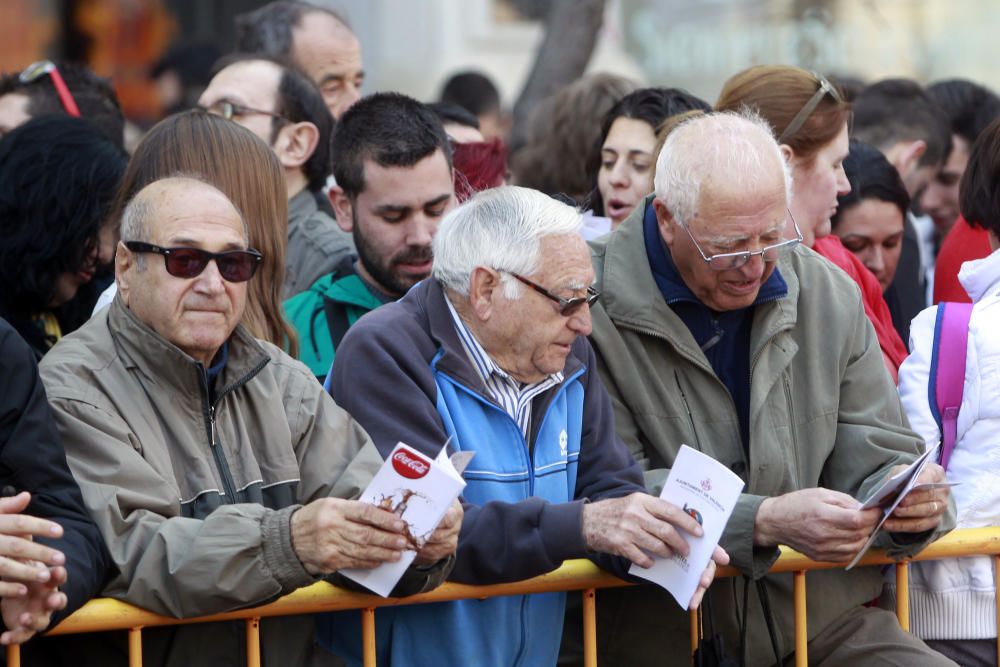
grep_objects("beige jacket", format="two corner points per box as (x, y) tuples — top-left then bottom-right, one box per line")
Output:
(39, 298), (445, 667)
(580, 201), (954, 666)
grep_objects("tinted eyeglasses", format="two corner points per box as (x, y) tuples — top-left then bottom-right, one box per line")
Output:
(201, 101), (287, 123)
(679, 211), (803, 271)
(124, 242), (263, 283)
(777, 72), (844, 143)
(510, 273), (600, 316)
(19, 60), (81, 117)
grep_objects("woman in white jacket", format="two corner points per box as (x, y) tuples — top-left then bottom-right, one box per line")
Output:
(891, 117), (1000, 667)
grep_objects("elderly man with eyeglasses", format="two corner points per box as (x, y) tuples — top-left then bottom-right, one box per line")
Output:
(576, 110), (956, 666)
(37, 176), (459, 667)
(321, 184), (728, 666)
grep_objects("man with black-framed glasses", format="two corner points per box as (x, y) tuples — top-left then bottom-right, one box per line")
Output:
(322, 184), (726, 666)
(37, 175), (457, 667)
(580, 111), (954, 667)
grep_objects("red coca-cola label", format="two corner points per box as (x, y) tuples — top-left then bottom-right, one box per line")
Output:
(392, 448), (430, 479)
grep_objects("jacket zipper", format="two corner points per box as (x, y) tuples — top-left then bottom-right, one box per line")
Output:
(200, 357), (270, 505)
(674, 371), (700, 447)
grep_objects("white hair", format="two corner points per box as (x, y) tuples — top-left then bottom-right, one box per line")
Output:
(432, 185), (583, 297)
(653, 110), (793, 224)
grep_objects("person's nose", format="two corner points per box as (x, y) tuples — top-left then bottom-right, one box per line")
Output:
(568, 303), (593, 337)
(608, 160), (629, 187)
(406, 212), (438, 248)
(739, 252), (767, 281)
(334, 85), (362, 119)
(194, 259), (227, 294)
(867, 246), (885, 275)
(836, 164), (851, 196)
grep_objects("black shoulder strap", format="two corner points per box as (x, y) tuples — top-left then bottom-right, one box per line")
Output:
(322, 296), (353, 352)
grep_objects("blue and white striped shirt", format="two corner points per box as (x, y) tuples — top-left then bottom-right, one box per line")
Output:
(445, 298), (563, 439)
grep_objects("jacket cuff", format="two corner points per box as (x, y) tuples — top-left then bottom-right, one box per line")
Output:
(262, 505), (316, 591)
(391, 553), (455, 597)
(723, 493), (780, 578)
(540, 500), (588, 562)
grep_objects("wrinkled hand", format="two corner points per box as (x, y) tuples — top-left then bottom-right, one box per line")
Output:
(884, 463), (949, 534)
(414, 500), (462, 567)
(754, 488), (881, 563)
(582, 492), (705, 569)
(0, 564), (66, 645)
(0, 492), (66, 595)
(291, 498), (409, 575)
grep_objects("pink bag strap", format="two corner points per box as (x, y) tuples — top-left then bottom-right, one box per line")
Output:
(929, 302), (973, 471)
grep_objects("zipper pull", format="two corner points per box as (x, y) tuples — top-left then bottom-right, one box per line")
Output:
(209, 406), (217, 447)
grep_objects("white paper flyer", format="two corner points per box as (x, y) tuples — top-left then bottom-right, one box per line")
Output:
(339, 442), (467, 596)
(629, 445), (744, 608)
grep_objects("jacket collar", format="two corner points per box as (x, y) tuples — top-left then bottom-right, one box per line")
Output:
(411, 278), (584, 391)
(287, 188), (318, 229)
(595, 196), (801, 365)
(108, 295), (270, 401)
(958, 248), (1000, 302)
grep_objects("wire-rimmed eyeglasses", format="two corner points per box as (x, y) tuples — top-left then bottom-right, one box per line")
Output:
(508, 273), (600, 316)
(678, 212), (803, 271)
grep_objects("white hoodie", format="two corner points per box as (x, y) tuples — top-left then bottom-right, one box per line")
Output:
(886, 248), (1000, 640)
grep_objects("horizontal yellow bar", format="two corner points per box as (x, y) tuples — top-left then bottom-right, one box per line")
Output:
(46, 527), (1000, 637)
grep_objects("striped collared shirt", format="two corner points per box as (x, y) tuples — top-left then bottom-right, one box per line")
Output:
(445, 298), (563, 439)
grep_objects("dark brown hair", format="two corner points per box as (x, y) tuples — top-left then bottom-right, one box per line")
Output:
(960, 116), (1000, 238)
(715, 65), (851, 162)
(109, 110), (298, 355)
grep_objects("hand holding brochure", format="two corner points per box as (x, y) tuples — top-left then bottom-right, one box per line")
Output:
(629, 445), (744, 608)
(340, 442), (469, 596)
(845, 442), (940, 570)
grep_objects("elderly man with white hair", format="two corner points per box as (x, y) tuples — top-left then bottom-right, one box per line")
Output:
(581, 110), (955, 666)
(323, 185), (728, 666)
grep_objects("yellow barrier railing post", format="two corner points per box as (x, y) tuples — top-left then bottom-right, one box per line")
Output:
(6, 644), (19, 667)
(995, 555), (999, 667)
(246, 617), (261, 667)
(895, 561), (910, 631)
(793, 570), (807, 667)
(690, 608), (699, 664)
(128, 626), (143, 667)
(362, 607), (376, 667)
(583, 588), (597, 667)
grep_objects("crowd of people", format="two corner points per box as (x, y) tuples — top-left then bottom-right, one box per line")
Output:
(0, 1), (998, 666)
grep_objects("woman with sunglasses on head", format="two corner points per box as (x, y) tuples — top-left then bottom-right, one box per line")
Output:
(0, 115), (127, 358)
(717, 65), (908, 379)
(94, 109), (298, 355)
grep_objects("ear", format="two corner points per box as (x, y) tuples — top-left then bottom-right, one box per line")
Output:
(779, 143), (795, 163)
(329, 186), (354, 233)
(468, 266), (502, 321)
(898, 140), (927, 176)
(272, 121), (319, 170)
(115, 241), (134, 306)
(652, 198), (679, 246)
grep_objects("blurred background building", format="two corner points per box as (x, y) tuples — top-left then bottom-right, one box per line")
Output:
(1, 0), (993, 126)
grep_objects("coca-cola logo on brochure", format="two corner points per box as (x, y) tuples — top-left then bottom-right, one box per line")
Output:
(392, 448), (430, 479)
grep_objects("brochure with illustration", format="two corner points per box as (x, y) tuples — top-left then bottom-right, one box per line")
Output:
(339, 442), (469, 597)
(629, 445), (744, 608)
(846, 442), (940, 571)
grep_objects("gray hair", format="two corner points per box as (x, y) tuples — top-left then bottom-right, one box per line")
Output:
(653, 110), (793, 223)
(432, 186), (583, 298)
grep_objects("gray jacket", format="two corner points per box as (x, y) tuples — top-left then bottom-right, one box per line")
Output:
(39, 298), (447, 667)
(285, 189), (355, 298)
(581, 200), (954, 666)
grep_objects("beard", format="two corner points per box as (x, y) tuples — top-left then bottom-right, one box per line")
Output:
(352, 212), (433, 297)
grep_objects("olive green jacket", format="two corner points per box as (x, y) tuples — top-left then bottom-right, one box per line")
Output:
(582, 200), (954, 666)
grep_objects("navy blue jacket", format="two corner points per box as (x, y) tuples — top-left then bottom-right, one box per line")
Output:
(322, 278), (645, 666)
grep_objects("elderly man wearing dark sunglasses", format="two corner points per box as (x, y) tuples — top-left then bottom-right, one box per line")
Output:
(37, 176), (459, 666)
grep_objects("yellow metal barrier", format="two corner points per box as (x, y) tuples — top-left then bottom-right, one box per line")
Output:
(10, 527), (1000, 666)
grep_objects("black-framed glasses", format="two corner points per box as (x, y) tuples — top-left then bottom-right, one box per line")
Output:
(201, 100), (287, 123)
(19, 60), (80, 117)
(678, 211), (803, 271)
(124, 242), (263, 283)
(509, 273), (600, 316)
(778, 72), (843, 143)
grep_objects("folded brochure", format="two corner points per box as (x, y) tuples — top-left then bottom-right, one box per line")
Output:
(340, 442), (470, 596)
(629, 445), (744, 608)
(845, 442), (940, 570)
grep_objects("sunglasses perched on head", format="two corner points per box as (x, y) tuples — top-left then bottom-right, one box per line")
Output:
(124, 242), (263, 282)
(509, 273), (600, 316)
(19, 60), (81, 117)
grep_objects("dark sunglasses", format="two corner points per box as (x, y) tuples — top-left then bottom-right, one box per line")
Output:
(124, 242), (263, 283)
(510, 273), (600, 316)
(778, 72), (844, 143)
(19, 60), (81, 117)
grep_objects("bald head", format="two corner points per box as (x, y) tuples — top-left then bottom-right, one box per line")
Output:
(290, 10), (364, 118)
(654, 111), (791, 223)
(120, 176), (248, 246)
